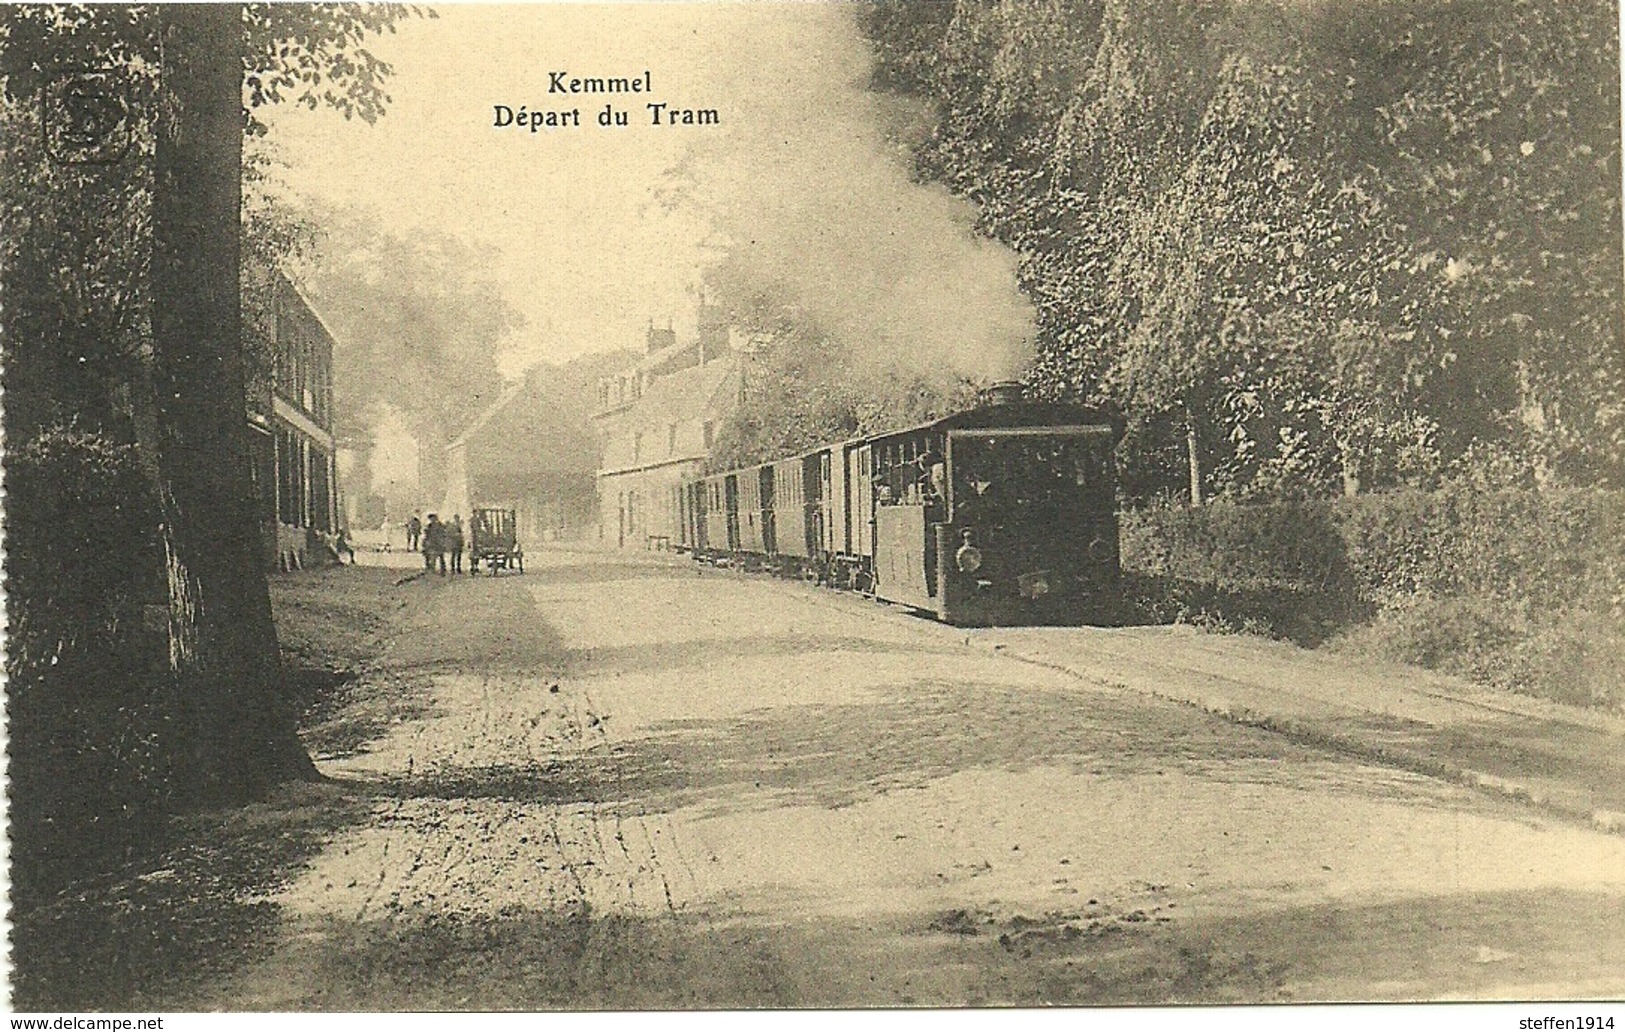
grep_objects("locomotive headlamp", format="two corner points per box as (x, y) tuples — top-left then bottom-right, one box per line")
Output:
(955, 528), (984, 574)
(956, 544), (984, 574)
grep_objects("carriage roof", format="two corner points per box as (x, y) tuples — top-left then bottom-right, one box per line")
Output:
(698, 401), (1123, 483)
(860, 400), (1124, 446)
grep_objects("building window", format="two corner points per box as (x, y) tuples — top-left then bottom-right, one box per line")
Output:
(251, 426), (276, 526)
(668, 423), (678, 456)
(702, 420), (714, 451)
(275, 426), (307, 527)
(309, 446), (332, 532)
(634, 432), (644, 463)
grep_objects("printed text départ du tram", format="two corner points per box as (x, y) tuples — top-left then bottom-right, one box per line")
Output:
(492, 103), (720, 131)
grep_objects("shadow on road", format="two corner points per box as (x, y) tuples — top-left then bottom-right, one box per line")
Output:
(558, 632), (962, 680)
(35, 874), (1619, 1008)
(8, 782), (369, 1011)
(17, 662), (1616, 1009)
(324, 676), (1492, 823)
(517, 553), (691, 588)
(17, 551), (1618, 1010)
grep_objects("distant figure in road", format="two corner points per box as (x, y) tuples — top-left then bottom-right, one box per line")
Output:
(407, 512), (423, 551)
(449, 515), (466, 574)
(333, 528), (357, 565)
(422, 513), (447, 575)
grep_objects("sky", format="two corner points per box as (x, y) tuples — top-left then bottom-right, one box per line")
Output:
(262, 4), (734, 375)
(261, 2), (1036, 383)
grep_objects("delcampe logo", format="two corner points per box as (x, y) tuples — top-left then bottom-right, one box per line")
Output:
(44, 70), (130, 165)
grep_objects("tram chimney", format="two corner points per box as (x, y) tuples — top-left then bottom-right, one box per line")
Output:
(982, 380), (1024, 407)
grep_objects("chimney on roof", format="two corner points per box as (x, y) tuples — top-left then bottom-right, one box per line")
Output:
(696, 303), (729, 364)
(981, 380), (1024, 407)
(646, 320), (676, 355)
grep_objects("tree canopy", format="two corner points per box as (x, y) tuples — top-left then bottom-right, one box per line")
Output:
(296, 206), (518, 445)
(858, 0), (1622, 498)
(1, 3), (421, 866)
(702, 273), (983, 472)
(1, 3), (422, 445)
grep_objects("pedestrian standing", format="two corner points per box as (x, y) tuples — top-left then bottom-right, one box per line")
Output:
(407, 512), (423, 551)
(450, 515), (466, 574)
(422, 513), (447, 574)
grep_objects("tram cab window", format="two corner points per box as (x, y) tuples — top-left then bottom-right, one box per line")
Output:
(953, 433), (1114, 519)
(876, 436), (945, 506)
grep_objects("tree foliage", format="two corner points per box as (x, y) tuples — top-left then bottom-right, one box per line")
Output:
(1, 2), (420, 442)
(704, 276), (982, 471)
(859, 0), (1623, 498)
(293, 204), (521, 502)
(298, 206), (518, 443)
(0, 4), (419, 124)
(2, 3), (417, 889)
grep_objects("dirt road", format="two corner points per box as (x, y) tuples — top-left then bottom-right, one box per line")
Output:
(181, 550), (1625, 1007)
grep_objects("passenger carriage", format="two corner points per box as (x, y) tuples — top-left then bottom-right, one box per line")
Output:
(677, 385), (1121, 626)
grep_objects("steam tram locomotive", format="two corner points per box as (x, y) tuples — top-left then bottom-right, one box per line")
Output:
(676, 385), (1124, 626)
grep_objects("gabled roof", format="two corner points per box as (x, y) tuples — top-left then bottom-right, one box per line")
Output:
(278, 271), (343, 352)
(596, 359), (741, 476)
(448, 381), (526, 450)
(616, 358), (737, 431)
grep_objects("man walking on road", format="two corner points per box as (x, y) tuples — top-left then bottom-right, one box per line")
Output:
(422, 513), (447, 575)
(450, 514), (466, 574)
(407, 512), (423, 551)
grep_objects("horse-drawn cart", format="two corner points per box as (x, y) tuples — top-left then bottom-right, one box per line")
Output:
(469, 507), (523, 574)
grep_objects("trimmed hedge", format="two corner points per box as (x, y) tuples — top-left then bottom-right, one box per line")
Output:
(1338, 489), (1625, 613)
(1120, 487), (1625, 708)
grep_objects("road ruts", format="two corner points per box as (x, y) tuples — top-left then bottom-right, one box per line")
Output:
(192, 550), (1625, 1008)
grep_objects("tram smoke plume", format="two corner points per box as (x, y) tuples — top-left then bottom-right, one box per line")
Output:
(667, 5), (1035, 385)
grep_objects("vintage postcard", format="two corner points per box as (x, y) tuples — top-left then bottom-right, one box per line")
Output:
(3, 0), (1623, 1020)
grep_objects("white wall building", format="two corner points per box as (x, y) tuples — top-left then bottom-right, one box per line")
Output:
(594, 307), (740, 549)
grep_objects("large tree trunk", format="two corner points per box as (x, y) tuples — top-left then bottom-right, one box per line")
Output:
(149, 4), (315, 801)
